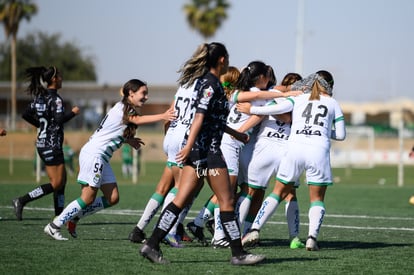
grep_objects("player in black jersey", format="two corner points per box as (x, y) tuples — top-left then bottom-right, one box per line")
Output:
(12, 66), (80, 220)
(139, 42), (265, 265)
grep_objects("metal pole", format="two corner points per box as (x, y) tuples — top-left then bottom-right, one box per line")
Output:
(398, 117), (404, 187)
(295, 0), (305, 75)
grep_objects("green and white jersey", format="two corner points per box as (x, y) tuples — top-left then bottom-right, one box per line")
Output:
(288, 94), (344, 150)
(226, 87), (267, 134)
(81, 102), (126, 162)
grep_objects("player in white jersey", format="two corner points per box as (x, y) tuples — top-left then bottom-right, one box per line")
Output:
(44, 79), (176, 241)
(237, 70), (346, 251)
(235, 71), (303, 235)
(241, 73), (306, 249)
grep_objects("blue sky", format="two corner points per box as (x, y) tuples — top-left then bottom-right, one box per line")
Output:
(1, 0), (413, 103)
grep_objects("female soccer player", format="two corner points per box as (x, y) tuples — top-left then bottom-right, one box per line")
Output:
(12, 66), (80, 220)
(139, 42), (265, 265)
(238, 70), (346, 251)
(241, 73), (306, 249)
(44, 79), (176, 240)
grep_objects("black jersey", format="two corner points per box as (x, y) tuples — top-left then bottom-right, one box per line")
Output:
(22, 89), (75, 150)
(192, 72), (229, 154)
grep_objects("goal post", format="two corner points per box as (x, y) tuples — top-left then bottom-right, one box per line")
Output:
(331, 126), (375, 168)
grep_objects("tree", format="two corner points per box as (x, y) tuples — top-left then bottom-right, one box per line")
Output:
(0, 31), (97, 81)
(0, 0), (37, 131)
(183, 0), (230, 40)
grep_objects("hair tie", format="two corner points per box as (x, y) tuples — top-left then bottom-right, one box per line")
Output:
(39, 76), (48, 89)
(51, 66), (57, 79)
(222, 81), (233, 90)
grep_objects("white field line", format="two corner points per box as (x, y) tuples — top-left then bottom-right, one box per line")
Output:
(3, 206), (414, 232)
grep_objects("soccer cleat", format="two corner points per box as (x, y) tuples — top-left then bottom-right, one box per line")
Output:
(44, 223), (68, 241)
(163, 234), (184, 248)
(205, 219), (215, 236)
(230, 252), (265, 265)
(176, 223), (193, 242)
(186, 221), (208, 246)
(241, 229), (260, 248)
(66, 219), (78, 238)
(305, 236), (319, 251)
(211, 237), (230, 249)
(140, 244), (169, 264)
(12, 198), (24, 221)
(290, 236), (305, 249)
(128, 226), (146, 243)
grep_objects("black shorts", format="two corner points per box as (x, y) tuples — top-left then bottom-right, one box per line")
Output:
(185, 150), (227, 170)
(37, 148), (65, 166)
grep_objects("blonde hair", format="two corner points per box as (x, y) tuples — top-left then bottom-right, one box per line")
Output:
(220, 66), (240, 98)
(309, 80), (325, 100)
(177, 42), (228, 88)
(177, 43), (209, 88)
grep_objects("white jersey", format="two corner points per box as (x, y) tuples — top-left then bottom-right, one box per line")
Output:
(257, 96), (291, 144)
(168, 80), (199, 133)
(281, 94), (344, 185)
(288, 94), (344, 150)
(246, 96), (292, 188)
(225, 87), (267, 135)
(81, 102), (126, 162)
(221, 87), (266, 177)
(78, 101), (126, 187)
(250, 93), (346, 185)
(164, 80), (199, 165)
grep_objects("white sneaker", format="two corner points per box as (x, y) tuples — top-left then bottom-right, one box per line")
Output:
(305, 236), (319, 251)
(44, 223), (68, 241)
(231, 253), (265, 265)
(241, 229), (259, 248)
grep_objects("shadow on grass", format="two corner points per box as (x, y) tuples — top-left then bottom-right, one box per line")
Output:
(257, 238), (413, 250)
(168, 256), (320, 265)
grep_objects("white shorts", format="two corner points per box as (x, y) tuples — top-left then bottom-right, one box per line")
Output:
(237, 134), (257, 185)
(276, 142), (332, 186)
(246, 138), (287, 189)
(77, 149), (116, 188)
(221, 133), (243, 176)
(163, 127), (186, 167)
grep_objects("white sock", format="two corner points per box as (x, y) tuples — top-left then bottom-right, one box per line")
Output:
(236, 194), (252, 231)
(308, 201), (325, 239)
(53, 198), (85, 227)
(213, 206), (226, 240)
(193, 199), (215, 227)
(251, 193), (281, 231)
(76, 196), (108, 220)
(137, 192), (164, 230)
(161, 188), (177, 211)
(285, 200), (300, 238)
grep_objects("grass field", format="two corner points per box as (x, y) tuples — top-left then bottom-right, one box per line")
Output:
(1, 160), (414, 274)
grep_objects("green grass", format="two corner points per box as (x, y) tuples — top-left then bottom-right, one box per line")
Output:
(1, 159), (414, 274)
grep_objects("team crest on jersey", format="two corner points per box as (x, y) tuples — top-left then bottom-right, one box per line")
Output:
(202, 87), (213, 99)
(93, 173), (101, 184)
(55, 98), (63, 112)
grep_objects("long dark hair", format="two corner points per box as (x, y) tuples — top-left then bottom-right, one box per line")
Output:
(25, 66), (59, 96)
(236, 61), (271, 91)
(120, 79), (147, 138)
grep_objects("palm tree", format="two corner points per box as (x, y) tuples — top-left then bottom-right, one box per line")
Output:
(0, 0), (37, 130)
(183, 0), (230, 40)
